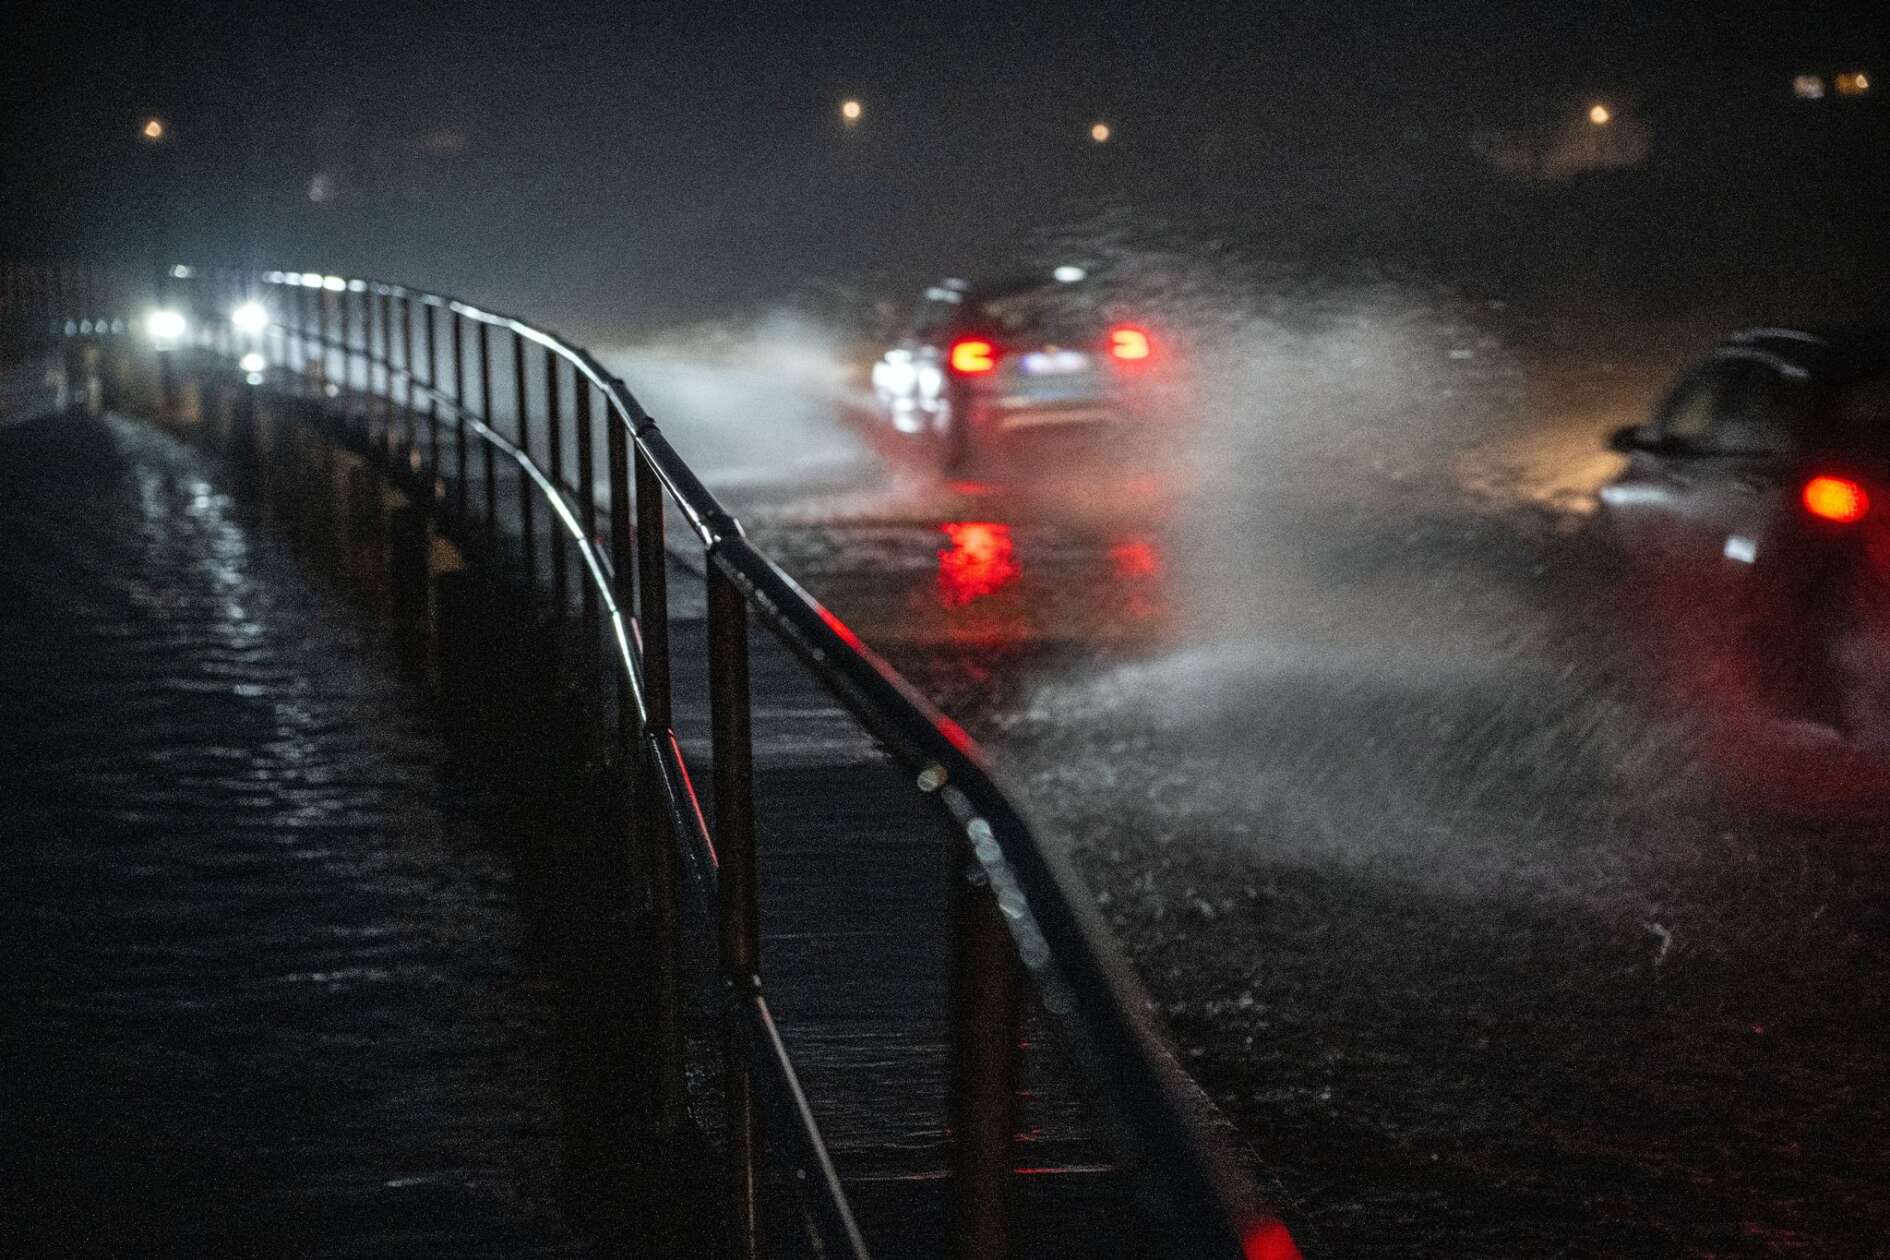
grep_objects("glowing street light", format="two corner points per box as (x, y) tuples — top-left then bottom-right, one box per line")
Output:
(1588, 103), (1612, 126)
(1090, 121), (1112, 143)
(840, 99), (862, 126)
(141, 118), (166, 141)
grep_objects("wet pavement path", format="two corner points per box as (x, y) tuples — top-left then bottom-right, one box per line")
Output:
(0, 411), (580, 1257)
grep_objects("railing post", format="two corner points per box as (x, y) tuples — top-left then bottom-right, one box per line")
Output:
(318, 286), (332, 403)
(606, 405), (634, 759)
(452, 311), (468, 521)
(707, 555), (762, 1260)
(633, 441), (686, 1153)
(337, 284), (352, 430)
(514, 330), (536, 587)
(546, 347), (567, 614)
(952, 853), (1023, 1260)
(426, 302), (441, 498)
(382, 290), (397, 456)
(479, 321), (497, 559)
(301, 284), (316, 393)
(398, 294), (414, 464)
(576, 381), (600, 652)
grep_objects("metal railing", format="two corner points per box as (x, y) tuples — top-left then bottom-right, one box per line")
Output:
(5, 260), (1300, 1260)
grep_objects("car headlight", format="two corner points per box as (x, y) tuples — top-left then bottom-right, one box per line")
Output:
(230, 302), (270, 335)
(146, 309), (187, 343)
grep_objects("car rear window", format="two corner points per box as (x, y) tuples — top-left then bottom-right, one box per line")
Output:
(971, 283), (1105, 341)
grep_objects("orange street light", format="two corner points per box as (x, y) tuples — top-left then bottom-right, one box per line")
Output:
(142, 118), (166, 141)
(1588, 103), (1612, 126)
(840, 99), (862, 125)
(1090, 121), (1111, 143)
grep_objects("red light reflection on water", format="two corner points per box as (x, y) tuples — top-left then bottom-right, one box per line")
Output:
(1243, 1219), (1303, 1260)
(938, 521), (1021, 607)
(1109, 536), (1162, 579)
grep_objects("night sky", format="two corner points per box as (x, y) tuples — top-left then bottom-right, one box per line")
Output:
(4, 1), (1885, 329)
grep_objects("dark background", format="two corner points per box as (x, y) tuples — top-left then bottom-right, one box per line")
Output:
(4, 1), (1886, 331)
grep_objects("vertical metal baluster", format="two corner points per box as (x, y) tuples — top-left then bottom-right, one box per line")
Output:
(453, 312), (468, 522)
(635, 439), (687, 1207)
(301, 282), (311, 384)
(606, 398), (634, 758)
(636, 444), (671, 736)
(707, 554), (762, 1260)
(275, 277), (289, 368)
(378, 289), (393, 453)
(347, 286), (359, 427)
(361, 286), (374, 434)
(953, 872), (1022, 1260)
(514, 330), (535, 588)
(479, 321), (497, 558)
(576, 380), (599, 646)
(298, 284), (312, 391)
(425, 302), (440, 498)
(546, 348), (567, 614)
(399, 295), (414, 466)
(337, 286), (352, 433)
(316, 287), (329, 402)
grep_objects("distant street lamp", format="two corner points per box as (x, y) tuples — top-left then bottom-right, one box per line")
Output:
(840, 99), (862, 126)
(1090, 122), (1111, 143)
(1588, 103), (1612, 126)
(142, 118), (166, 142)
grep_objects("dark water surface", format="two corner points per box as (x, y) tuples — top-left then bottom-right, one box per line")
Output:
(0, 412), (580, 1257)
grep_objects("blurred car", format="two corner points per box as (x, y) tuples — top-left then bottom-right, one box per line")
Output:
(1598, 326), (1890, 742)
(868, 268), (1185, 470)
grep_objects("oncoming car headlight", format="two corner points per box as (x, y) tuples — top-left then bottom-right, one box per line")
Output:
(146, 309), (187, 344)
(230, 302), (270, 335)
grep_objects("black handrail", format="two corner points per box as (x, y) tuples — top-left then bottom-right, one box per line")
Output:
(6, 260), (1300, 1260)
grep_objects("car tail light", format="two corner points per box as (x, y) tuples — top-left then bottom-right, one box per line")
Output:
(1109, 325), (1152, 362)
(1803, 475), (1870, 524)
(949, 338), (997, 374)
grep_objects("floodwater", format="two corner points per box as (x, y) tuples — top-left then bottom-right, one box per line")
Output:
(0, 410), (579, 1257)
(595, 282), (1890, 1257)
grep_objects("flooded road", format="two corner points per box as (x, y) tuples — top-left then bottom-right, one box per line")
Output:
(0, 412), (579, 1257)
(599, 301), (1890, 1257)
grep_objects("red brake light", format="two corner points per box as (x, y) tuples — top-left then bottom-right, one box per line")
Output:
(1804, 475), (1870, 524)
(1109, 325), (1152, 362)
(949, 338), (997, 374)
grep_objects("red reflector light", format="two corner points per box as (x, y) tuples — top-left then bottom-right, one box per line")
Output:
(1109, 325), (1152, 361)
(1803, 475), (1870, 523)
(949, 338), (997, 374)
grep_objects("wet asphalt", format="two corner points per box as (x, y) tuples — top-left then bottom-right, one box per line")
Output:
(603, 326), (1890, 1258)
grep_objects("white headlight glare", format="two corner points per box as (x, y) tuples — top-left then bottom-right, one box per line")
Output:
(231, 302), (270, 335)
(240, 352), (268, 374)
(147, 309), (187, 342)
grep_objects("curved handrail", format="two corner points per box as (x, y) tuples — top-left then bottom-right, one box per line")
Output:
(255, 265), (1295, 1259)
(18, 260), (1296, 1259)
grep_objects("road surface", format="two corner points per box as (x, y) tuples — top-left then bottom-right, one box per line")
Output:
(595, 291), (1890, 1258)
